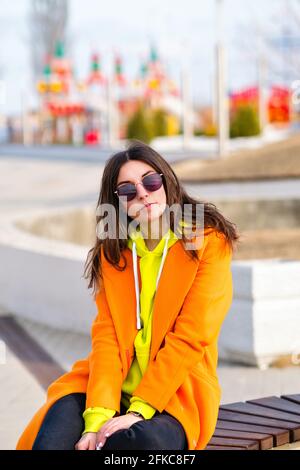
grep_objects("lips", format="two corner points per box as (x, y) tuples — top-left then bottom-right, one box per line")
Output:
(136, 202), (156, 216)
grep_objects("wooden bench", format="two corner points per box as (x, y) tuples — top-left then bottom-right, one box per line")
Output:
(205, 394), (300, 450)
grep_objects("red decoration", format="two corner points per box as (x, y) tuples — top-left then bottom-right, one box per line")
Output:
(46, 102), (85, 117)
(85, 129), (101, 145)
(268, 86), (290, 123)
(230, 87), (259, 110)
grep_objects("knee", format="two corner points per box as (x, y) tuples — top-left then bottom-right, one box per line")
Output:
(32, 431), (78, 450)
(129, 427), (166, 450)
(31, 393), (86, 450)
(103, 425), (164, 451)
(32, 435), (51, 450)
(55, 393), (86, 408)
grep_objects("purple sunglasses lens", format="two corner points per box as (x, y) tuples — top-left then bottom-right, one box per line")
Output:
(117, 185), (137, 201)
(116, 173), (163, 201)
(142, 173), (163, 191)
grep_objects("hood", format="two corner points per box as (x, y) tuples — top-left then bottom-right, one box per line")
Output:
(127, 225), (178, 330)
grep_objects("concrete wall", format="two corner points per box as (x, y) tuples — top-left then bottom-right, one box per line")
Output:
(215, 199), (300, 231)
(0, 205), (96, 335)
(219, 259), (300, 369)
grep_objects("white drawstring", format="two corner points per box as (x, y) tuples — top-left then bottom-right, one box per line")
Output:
(132, 232), (170, 330)
(132, 241), (141, 330)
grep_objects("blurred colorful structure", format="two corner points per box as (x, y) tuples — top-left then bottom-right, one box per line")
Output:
(17, 40), (296, 147)
(230, 86), (291, 124)
(36, 41), (86, 145)
(34, 42), (182, 145)
(268, 86), (291, 124)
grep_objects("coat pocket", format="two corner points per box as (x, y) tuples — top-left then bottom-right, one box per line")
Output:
(191, 366), (220, 389)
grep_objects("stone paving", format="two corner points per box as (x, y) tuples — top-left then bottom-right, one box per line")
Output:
(0, 309), (45, 450)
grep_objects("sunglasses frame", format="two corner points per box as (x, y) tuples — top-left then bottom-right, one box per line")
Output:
(114, 172), (164, 200)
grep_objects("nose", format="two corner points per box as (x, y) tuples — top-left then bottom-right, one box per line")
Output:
(135, 182), (149, 200)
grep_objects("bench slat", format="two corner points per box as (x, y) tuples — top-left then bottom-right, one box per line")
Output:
(220, 402), (300, 424)
(208, 437), (259, 450)
(205, 445), (245, 450)
(216, 419), (289, 447)
(247, 396), (300, 415)
(280, 394), (300, 406)
(218, 409), (300, 442)
(212, 429), (273, 450)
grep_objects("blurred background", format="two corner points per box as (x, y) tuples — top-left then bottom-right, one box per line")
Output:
(0, 0), (300, 450)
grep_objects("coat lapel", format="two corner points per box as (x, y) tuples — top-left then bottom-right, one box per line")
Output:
(102, 248), (138, 350)
(149, 240), (199, 360)
(103, 240), (199, 365)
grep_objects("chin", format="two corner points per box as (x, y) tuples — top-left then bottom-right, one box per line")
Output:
(146, 207), (163, 221)
(138, 214), (158, 223)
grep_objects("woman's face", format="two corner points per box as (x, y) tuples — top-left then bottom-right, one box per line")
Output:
(116, 160), (167, 225)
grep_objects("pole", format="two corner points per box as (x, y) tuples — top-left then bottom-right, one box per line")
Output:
(181, 65), (193, 149)
(256, 20), (267, 134)
(107, 76), (119, 148)
(21, 89), (32, 146)
(258, 53), (267, 133)
(215, 0), (229, 158)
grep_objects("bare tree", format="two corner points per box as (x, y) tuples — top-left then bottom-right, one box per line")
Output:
(29, 0), (69, 81)
(262, 0), (300, 84)
(231, 0), (300, 88)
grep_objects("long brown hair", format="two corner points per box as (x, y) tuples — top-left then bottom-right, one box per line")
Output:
(83, 140), (240, 295)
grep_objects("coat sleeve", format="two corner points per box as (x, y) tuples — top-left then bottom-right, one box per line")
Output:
(132, 229), (233, 412)
(126, 396), (157, 419)
(85, 277), (123, 411)
(82, 407), (116, 434)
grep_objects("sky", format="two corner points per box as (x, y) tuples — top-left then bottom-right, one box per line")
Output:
(0, 0), (297, 115)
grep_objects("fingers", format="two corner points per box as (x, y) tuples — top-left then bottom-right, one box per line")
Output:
(96, 430), (111, 450)
(77, 442), (89, 450)
(75, 433), (96, 451)
(88, 439), (96, 451)
(96, 421), (115, 449)
(75, 442), (87, 450)
(95, 414), (141, 448)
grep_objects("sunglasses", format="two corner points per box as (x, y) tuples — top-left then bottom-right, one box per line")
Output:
(114, 172), (164, 202)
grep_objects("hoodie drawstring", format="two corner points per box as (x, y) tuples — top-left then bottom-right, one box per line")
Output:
(132, 232), (170, 330)
(132, 241), (141, 330)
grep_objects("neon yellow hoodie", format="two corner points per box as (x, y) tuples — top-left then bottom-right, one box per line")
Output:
(82, 226), (179, 434)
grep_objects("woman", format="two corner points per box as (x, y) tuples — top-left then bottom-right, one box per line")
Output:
(16, 140), (239, 451)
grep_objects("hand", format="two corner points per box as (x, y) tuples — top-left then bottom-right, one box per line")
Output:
(75, 432), (97, 450)
(95, 413), (144, 450)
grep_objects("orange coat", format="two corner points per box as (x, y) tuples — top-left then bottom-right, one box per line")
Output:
(16, 228), (233, 451)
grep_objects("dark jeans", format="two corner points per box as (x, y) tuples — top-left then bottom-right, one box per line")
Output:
(32, 393), (188, 450)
